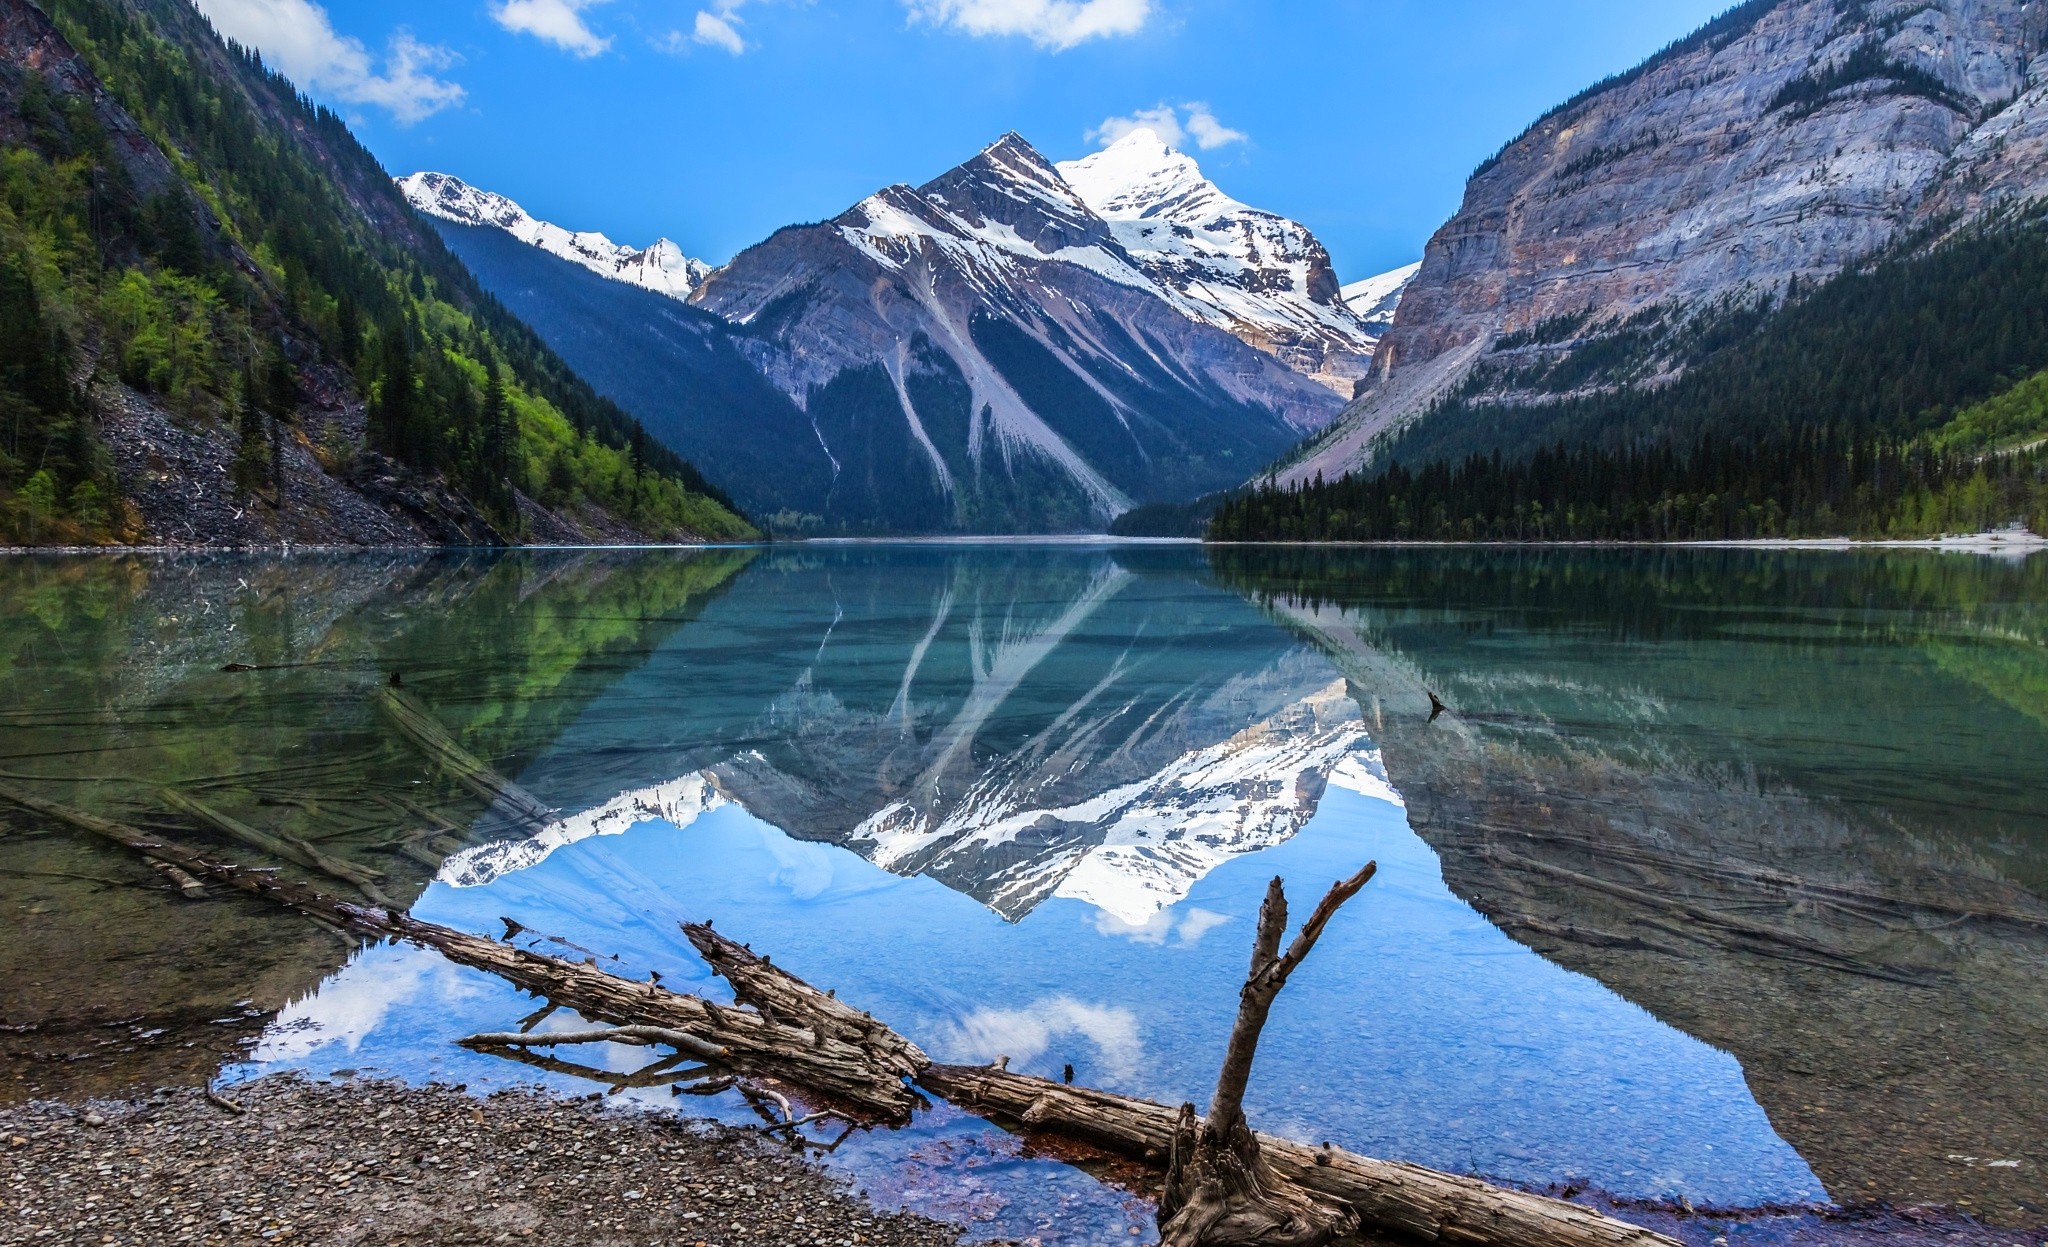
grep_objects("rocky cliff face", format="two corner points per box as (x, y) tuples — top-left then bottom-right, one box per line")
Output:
(689, 134), (1344, 530)
(1288, 0), (2048, 485)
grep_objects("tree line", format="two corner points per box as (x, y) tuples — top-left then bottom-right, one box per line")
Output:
(2, 0), (747, 543)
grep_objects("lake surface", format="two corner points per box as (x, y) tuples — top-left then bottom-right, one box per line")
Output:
(2, 544), (2044, 1239)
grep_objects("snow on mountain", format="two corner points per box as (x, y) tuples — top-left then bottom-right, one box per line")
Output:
(437, 774), (724, 888)
(855, 678), (1373, 923)
(687, 133), (1343, 530)
(1058, 129), (1390, 394)
(396, 172), (712, 302)
(1342, 262), (1422, 334)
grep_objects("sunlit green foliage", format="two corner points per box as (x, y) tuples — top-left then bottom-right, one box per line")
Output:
(0, 0), (753, 544)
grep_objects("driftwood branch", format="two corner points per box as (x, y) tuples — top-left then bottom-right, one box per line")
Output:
(460, 1025), (729, 1063)
(1163, 867), (1378, 1247)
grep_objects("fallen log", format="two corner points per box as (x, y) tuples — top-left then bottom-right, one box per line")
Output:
(919, 1065), (1676, 1247)
(0, 788), (916, 1119)
(685, 922), (928, 1083)
(680, 910), (1678, 1247)
(375, 687), (553, 830)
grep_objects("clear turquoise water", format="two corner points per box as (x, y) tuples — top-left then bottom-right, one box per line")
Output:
(6, 544), (2044, 1239)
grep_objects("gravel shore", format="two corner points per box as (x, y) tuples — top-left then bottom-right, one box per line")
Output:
(0, 1076), (967, 1247)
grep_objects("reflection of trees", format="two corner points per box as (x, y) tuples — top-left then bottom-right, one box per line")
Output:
(1207, 547), (2048, 1226)
(0, 549), (755, 1101)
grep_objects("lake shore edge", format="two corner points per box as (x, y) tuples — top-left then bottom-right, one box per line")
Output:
(0, 1075), (964, 1247)
(1, 1076), (2031, 1247)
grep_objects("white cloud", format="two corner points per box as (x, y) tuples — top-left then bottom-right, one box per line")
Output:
(1089, 101), (1247, 151)
(1091, 905), (1231, 947)
(905, 0), (1153, 51)
(655, 1), (751, 55)
(1183, 104), (1248, 150)
(694, 3), (748, 54)
(492, 0), (613, 58)
(193, 0), (464, 124)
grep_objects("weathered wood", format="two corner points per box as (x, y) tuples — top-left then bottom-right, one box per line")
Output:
(0, 787), (917, 1119)
(919, 1065), (1680, 1247)
(683, 922), (929, 1081)
(688, 903), (1674, 1247)
(460, 1026), (730, 1063)
(149, 858), (209, 899)
(376, 687), (553, 830)
(1161, 868), (1377, 1247)
(160, 788), (394, 905)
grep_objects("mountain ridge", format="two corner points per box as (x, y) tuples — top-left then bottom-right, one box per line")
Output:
(398, 172), (714, 302)
(1056, 128), (1398, 394)
(425, 131), (1358, 533)
(1285, 0), (2048, 488)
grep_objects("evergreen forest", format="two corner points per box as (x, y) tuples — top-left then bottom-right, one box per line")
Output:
(0, 0), (752, 543)
(1214, 208), (2048, 543)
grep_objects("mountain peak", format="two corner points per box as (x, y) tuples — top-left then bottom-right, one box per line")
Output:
(1056, 141), (1394, 392)
(397, 171), (712, 302)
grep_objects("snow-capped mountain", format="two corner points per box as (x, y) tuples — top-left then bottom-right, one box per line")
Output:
(686, 133), (1346, 530)
(1342, 262), (1422, 336)
(858, 680), (1376, 923)
(1058, 130), (1392, 395)
(397, 172), (713, 302)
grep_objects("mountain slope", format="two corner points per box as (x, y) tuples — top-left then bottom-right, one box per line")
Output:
(399, 172), (712, 302)
(1056, 129), (1391, 394)
(0, 0), (750, 546)
(423, 219), (832, 524)
(1288, 0), (2048, 487)
(686, 134), (1345, 532)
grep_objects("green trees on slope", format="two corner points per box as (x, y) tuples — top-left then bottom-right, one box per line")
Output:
(0, 0), (750, 544)
(1216, 209), (2048, 543)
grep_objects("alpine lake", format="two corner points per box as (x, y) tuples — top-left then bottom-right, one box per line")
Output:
(2, 542), (2044, 1242)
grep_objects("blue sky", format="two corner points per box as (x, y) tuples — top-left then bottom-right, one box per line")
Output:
(198, 0), (1734, 279)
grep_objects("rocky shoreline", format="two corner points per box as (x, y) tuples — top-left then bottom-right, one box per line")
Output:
(0, 1076), (965, 1247)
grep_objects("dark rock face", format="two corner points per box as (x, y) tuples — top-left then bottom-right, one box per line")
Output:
(1272, 595), (2048, 1227)
(689, 135), (1345, 532)
(1290, 0), (2048, 484)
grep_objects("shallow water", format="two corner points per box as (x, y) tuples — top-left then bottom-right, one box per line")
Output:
(3, 545), (2044, 1238)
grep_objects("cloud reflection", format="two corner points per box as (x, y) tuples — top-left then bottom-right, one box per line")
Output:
(929, 996), (1144, 1084)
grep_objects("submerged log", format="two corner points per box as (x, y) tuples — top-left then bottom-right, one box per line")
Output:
(160, 788), (394, 906)
(375, 687), (553, 830)
(0, 787), (916, 1118)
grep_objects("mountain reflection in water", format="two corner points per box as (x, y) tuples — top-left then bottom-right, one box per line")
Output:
(235, 546), (1838, 1238)
(7, 545), (2041, 1242)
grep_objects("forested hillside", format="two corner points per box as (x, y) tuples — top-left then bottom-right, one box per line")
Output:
(0, 0), (752, 545)
(1214, 208), (2048, 542)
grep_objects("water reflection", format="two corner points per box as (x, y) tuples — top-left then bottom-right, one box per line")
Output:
(223, 547), (1830, 1239)
(1208, 546), (2048, 1226)
(6, 544), (2042, 1239)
